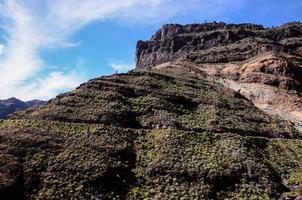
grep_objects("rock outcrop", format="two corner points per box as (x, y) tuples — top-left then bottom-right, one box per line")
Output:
(136, 22), (302, 69)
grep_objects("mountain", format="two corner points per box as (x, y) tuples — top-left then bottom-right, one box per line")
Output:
(1, 22), (302, 200)
(136, 22), (302, 131)
(0, 97), (45, 119)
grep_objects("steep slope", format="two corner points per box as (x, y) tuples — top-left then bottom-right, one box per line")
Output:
(12, 67), (296, 138)
(0, 98), (45, 119)
(1, 66), (302, 199)
(135, 22), (302, 131)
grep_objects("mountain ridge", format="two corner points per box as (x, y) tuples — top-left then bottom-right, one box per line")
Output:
(135, 21), (302, 69)
(0, 97), (45, 119)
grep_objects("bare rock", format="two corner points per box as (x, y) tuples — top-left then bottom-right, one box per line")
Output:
(135, 22), (302, 69)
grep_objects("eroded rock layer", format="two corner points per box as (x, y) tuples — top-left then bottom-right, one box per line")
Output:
(136, 22), (302, 69)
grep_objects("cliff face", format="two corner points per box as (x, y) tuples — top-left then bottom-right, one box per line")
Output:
(136, 22), (302, 69)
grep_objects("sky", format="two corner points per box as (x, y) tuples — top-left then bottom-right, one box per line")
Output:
(0, 0), (301, 100)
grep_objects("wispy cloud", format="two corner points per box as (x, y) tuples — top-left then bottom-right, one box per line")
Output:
(0, 0), (245, 100)
(109, 62), (134, 73)
(0, 44), (4, 55)
(2, 69), (84, 100)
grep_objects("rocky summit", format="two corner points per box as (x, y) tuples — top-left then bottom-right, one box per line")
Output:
(1, 22), (302, 200)
(136, 22), (302, 69)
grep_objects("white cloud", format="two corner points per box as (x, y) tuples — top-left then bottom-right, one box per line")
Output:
(0, 44), (4, 55)
(0, 0), (245, 100)
(109, 62), (134, 73)
(5, 70), (83, 101)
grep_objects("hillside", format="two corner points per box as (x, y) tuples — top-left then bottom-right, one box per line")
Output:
(1, 22), (302, 199)
(0, 98), (45, 119)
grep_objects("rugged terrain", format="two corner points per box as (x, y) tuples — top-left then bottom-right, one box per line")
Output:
(0, 22), (302, 200)
(136, 22), (302, 131)
(0, 98), (45, 119)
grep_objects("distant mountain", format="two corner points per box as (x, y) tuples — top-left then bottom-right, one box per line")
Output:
(0, 97), (45, 119)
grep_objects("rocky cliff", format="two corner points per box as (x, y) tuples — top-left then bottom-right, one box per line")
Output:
(0, 22), (302, 200)
(136, 22), (302, 69)
(136, 22), (302, 132)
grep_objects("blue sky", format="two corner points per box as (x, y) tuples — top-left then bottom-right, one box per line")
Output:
(0, 0), (301, 100)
